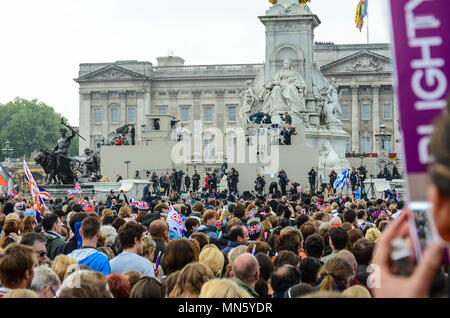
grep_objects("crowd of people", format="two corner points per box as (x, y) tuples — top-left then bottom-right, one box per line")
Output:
(0, 158), (448, 298)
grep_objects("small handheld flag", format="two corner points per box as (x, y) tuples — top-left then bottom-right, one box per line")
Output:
(252, 244), (256, 256)
(333, 169), (349, 189)
(154, 251), (162, 276)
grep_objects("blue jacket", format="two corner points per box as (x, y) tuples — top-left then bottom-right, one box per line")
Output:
(67, 248), (111, 276)
(193, 225), (218, 240)
(221, 241), (244, 256)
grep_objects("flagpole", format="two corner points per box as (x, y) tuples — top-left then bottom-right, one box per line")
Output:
(367, 7), (369, 44)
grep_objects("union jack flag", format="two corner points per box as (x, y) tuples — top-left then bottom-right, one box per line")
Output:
(23, 160), (41, 217)
(346, 179), (352, 189)
(68, 182), (83, 196)
(38, 186), (51, 204)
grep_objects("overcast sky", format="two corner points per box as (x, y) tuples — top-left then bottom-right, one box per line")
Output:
(0, 0), (391, 126)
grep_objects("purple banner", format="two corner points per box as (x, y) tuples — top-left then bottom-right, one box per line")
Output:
(389, 0), (450, 174)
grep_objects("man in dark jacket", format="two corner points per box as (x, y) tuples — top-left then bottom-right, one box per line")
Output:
(176, 170), (184, 193)
(221, 225), (249, 256)
(42, 213), (66, 260)
(184, 174), (191, 193)
(192, 171), (200, 192)
(308, 168), (317, 195)
(329, 170), (338, 187)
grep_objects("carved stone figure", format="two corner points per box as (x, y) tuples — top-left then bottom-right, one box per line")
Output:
(348, 57), (382, 72)
(262, 59), (307, 125)
(81, 148), (100, 177)
(35, 125), (81, 184)
(52, 128), (76, 179)
(322, 78), (343, 128)
(239, 80), (257, 125)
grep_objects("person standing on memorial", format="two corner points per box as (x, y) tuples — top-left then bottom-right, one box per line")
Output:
(192, 171), (200, 193)
(329, 170), (337, 189)
(278, 170), (289, 196)
(151, 172), (160, 196)
(255, 173), (265, 196)
(184, 174), (191, 193)
(308, 168), (317, 195)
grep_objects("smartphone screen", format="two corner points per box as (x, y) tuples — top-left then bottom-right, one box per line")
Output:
(408, 201), (450, 265)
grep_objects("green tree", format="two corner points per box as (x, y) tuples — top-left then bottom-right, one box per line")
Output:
(0, 97), (79, 161)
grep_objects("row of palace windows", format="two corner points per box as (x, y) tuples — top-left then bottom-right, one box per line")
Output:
(157, 90), (237, 97)
(341, 103), (393, 121)
(92, 91), (137, 98)
(92, 106), (238, 124)
(93, 108), (136, 124)
(345, 136), (393, 154)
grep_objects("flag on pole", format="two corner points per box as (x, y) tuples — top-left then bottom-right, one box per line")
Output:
(23, 160), (41, 216)
(333, 169), (349, 189)
(355, 0), (368, 31)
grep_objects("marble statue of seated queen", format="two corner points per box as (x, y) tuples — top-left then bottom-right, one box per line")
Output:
(262, 58), (307, 125)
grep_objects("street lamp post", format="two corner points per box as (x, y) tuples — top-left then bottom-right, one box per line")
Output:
(124, 161), (131, 179)
(374, 124), (393, 172)
(374, 124), (392, 153)
(318, 145), (329, 190)
(2, 141), (14, 163)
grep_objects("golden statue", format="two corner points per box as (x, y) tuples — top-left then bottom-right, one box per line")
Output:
(269, 0), (311, 5)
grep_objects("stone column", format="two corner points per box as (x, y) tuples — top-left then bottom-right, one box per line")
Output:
(372, 85), (380, 154)
(393, 88), (400, 154)
(192, 90), (202, 122)
(215, 90), (225, 132)
(101, 92), (109, 142)
(79, 92), (92, 155)
(120, 92), (127, 125)
(145, 87), (151, 115)
(351, 85), (359, 152)
(168, 90), (179, 124)
(137, 90), (147, 144)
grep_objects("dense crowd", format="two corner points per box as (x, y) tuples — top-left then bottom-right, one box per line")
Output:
(0, 180), (447, 298)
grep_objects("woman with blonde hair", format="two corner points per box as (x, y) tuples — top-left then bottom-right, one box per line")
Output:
(118, 206), (132, 219)
(199, 279), (251, 298)
(316, 256), (355, 292)
(342, 285), (372, 298)
(365, 227), (382, 243)
(199, 244), (225, 277)
(168, 262), (215, 298)
(51, 255), (78, 282)
(20, 215), (36, 235)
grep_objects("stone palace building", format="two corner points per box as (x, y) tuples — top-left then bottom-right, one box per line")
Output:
(75, 42), (399, 163)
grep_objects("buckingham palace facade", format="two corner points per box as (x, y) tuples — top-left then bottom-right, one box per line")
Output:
(75, 42), (400, 160)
